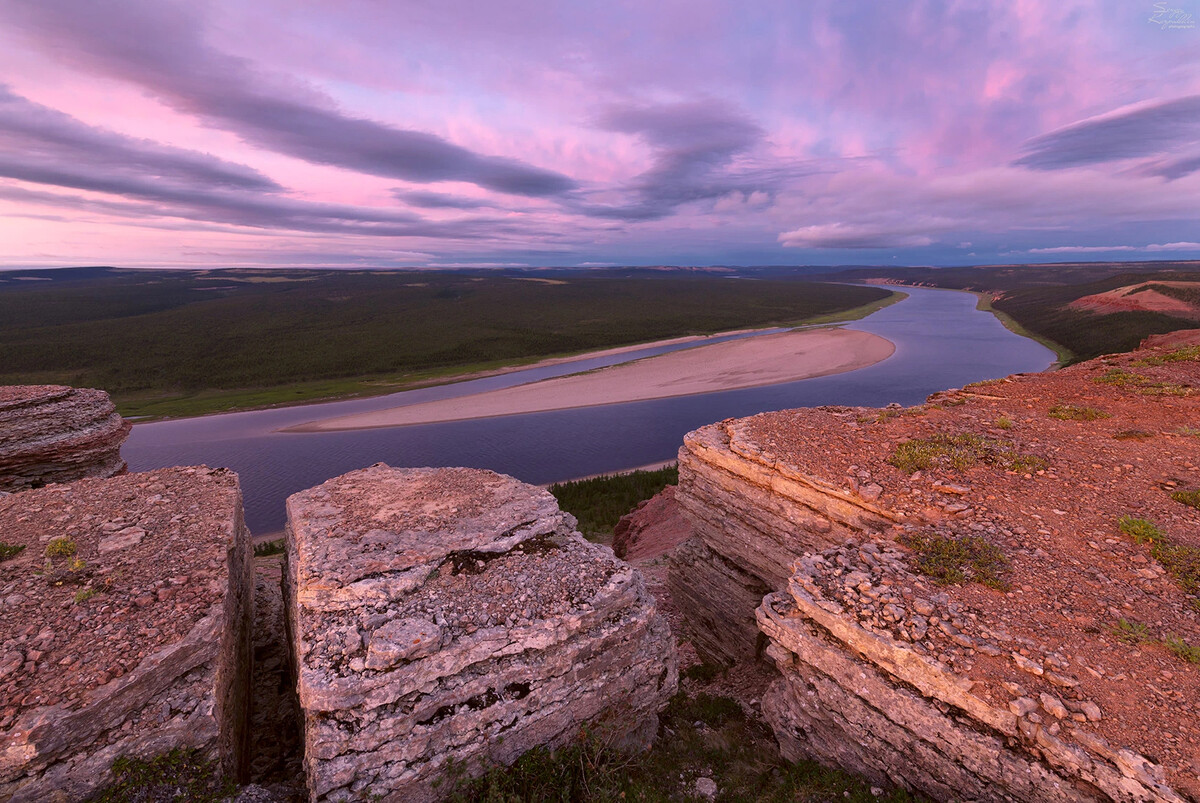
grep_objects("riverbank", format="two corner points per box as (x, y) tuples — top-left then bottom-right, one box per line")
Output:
(115, 290), (906, 422)
(284, 328), (895, 432)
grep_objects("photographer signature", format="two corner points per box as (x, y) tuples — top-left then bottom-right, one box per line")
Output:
(1148, 1), (1196, 29)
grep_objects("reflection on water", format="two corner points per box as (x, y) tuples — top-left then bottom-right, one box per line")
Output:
(124, 286), (1054, 535)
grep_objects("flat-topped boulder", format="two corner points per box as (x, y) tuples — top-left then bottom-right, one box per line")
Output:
(674, 333), (1200, 800)
(0, 385), (131, 492)
(285, 464), (677, 803)
(0, 466), (254, 802)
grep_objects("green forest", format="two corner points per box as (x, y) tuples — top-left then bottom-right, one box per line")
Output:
(0, 268), (893, 417)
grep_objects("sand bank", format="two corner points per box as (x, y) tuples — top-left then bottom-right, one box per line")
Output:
(285, 327), (894, 433)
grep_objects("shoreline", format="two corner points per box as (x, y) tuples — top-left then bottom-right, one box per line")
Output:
(284, 327), (896, 433)
(123, 291), (908, 422)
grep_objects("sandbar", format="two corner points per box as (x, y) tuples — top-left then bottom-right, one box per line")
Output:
(284, 327), (894, 432)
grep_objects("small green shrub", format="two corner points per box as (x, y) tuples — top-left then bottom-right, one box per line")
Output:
(994, 415), (1013, 430)
(1152, 541), (1200, 595)
(900, 531), (1010, 590)
(1170, 489), (1200, 510)
(1164, 635), (1200, 664)
(888, 433), (1045, 475)
(1113, 429), (1154, 440)
(0, 542), (26, 562)
(1118, 517), (1200, 594)
(1094, 368), (1142, 387)
(73, 587), (97, 604)
(45, 537), (77, 559)
(1119, 516), (1165, 544)
(1112, 618), (1153, 644)
(1094, 368), (1190, 396)
(1112, 622), (1200, 665)
(1048, 404), (1109, 421)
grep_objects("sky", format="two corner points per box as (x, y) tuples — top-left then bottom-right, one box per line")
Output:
(1, 0), (1199, 269)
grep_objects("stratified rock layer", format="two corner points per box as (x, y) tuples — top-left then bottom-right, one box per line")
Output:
(0, 467), (254, 802)
(674, 333), (1200, 800)
(0, 385), (131, 492)
(669, 418), (897, 663)
(285, 464), (677, 803)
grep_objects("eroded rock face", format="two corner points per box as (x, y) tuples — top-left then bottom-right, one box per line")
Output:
(670, 420), (896, 663)
(0, 385), (131, 492)
(285, 464), (677, 803)
(673, 335), (1200, 800)
(760, 544), (1186, 802)
(0, 467), (254, 802)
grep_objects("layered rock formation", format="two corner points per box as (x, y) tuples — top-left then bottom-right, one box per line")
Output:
(0, 385), (131, 492)
(669, 418), (897, 664)
(285, 464), (676, 803)
(673, 333), (1200, 800)
(0, 467), (254, 802)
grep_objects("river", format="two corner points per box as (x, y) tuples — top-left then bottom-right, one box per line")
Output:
(123, 286), (1056, 535)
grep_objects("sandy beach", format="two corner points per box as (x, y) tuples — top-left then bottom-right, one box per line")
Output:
(285, 327), (894, 432)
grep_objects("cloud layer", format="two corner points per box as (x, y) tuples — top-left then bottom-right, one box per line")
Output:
(1, 0), (1199, 267)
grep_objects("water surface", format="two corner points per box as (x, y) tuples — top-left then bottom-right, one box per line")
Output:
(124, 286), (1054, 534)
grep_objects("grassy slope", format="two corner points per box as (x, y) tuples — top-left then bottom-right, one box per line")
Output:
(0, 269), (893, 418)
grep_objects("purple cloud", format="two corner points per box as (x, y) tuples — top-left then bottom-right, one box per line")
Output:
(577, 99), (801, 220)
(2, 0), (576, 197)
(1015, 96), (1200, 177)
(393, 190), (493, 210)
(0, 85), (280, 195)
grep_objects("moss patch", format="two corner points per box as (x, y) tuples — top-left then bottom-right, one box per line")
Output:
(1048, 404), (1110, 421)
(93, 748), (233, 803)
(888, 433), (1045, 475)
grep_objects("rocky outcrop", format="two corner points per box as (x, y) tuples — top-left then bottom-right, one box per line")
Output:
(760, 543), (1186, 802)
(0, 467), (254, 802)
(669, 419), (897, 663)
(285, 464), (677, 803)
(0, 385), (131, 492)
(672, 335), (1200, 800)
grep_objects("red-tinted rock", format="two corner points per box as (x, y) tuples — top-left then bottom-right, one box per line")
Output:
(0, 467), (254, 802)
(0, 385), (131, 492)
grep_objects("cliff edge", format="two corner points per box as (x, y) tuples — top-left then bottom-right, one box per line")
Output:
(672, 331), (1200, 800)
